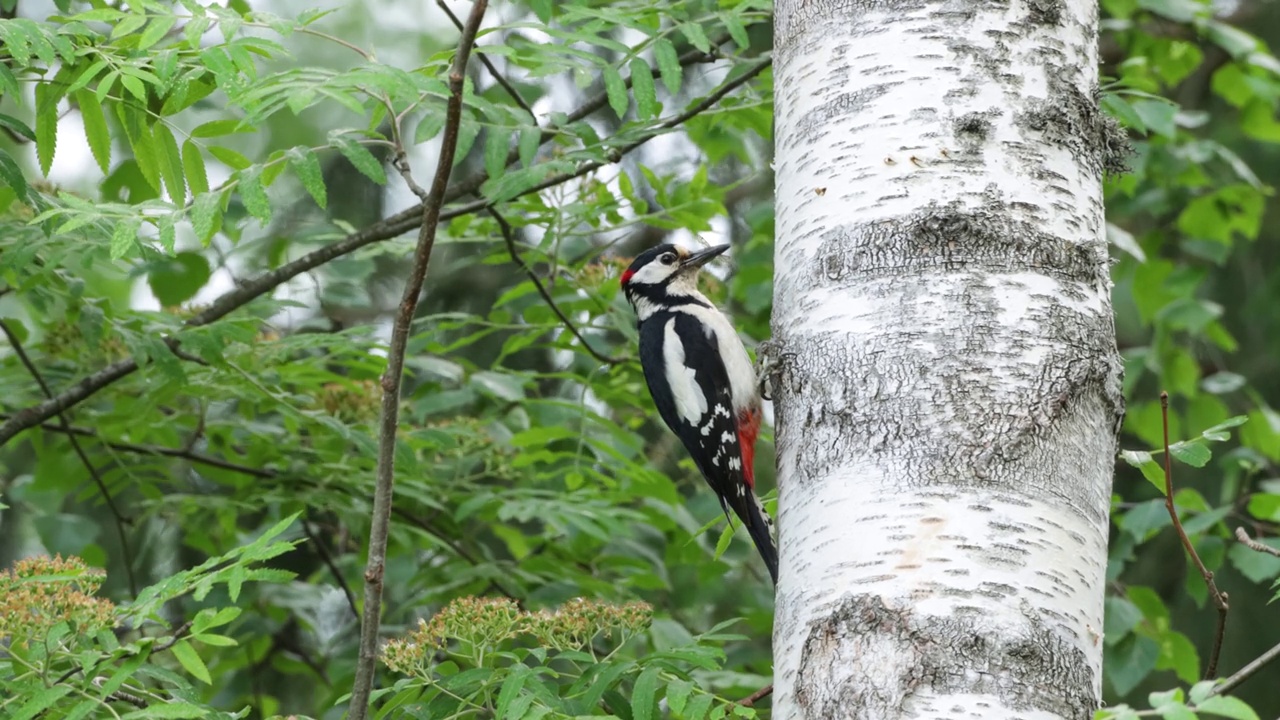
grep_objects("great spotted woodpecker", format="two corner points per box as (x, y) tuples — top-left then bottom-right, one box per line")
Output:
(620, 243), (778, 584)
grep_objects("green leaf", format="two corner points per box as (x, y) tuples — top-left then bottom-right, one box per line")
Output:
(111, 218), (141, 259)
(192, 119), (253, 138)
(518, 125), (540, 168)
(334, 136), (386, 184)
(453, 115), (480, 167)
(120, 702), (210, 719)
(721, 13), (749, 49)
(680, 22), (711, 53)
(630, 57), (658, 119)
(191, 190), (223, 244)
(148, 252), (211, 306)
(183, 140), (210, 196)
(35, 82), (59, 176)
(484, 127), (510, 181)
(666, 679), (693, 714)
(111, 11), (148, 39)
(651, 44), (682, 99)
(1196, 695), (1260, 720)
(496, 664), (531, 719)
(0, 148), (28, 201)
(208, 145), (252, 171)
(714, 522), (735, 560)
(1169, 441), (1211, 468)
(170, 639), (212, 684)
(238, 168), (271, 222)
(74, 90), (112, 174)
(0, 112), (36, 142)
(631, 665), (660, 720)
(13, 686), (73, 720)
(602, 64), (629, 119)
(153, 123), (186, 201)
(1120, 450), (1167, 493)
(138, 15), (176, 50)
(287, 146), (326, 208)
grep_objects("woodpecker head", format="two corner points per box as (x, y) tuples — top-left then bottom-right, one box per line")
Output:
(620, 244), (729, 313)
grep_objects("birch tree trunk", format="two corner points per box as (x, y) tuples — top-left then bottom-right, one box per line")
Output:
(769, 1), (1125, 718)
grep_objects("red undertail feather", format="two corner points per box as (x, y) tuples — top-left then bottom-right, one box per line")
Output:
(737, 407), (762, 488)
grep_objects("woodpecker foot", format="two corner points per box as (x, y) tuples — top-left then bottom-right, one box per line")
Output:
(755, 338), (788, 401)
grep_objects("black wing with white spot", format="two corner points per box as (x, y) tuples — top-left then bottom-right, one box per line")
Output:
(638, 311), (778, 583)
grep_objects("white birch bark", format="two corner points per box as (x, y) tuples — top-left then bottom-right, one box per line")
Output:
(768, 1), (1124, 718)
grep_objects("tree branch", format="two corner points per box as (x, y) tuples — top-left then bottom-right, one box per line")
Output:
(1160, 391), (1229, 679)
(737, 683), (773, 707)
(0, 41), (750, 449)
(489, 208), (626, 365)
(0, 320), (139, 597)
(435, 0), (534, 119)
(301, 516), (359, 620)
(348, 2), (488, 716)
(1234, 526), (1280, 557)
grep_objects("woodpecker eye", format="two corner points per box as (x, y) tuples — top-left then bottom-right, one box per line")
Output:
(660, 253), (677, 265)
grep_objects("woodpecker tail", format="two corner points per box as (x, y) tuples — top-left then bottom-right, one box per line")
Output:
(742, 491), (779, 585)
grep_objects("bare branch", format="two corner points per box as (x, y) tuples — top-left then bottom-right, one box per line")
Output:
(348, 2), (488, 716)
(0, 320), (138, 597)
(301, 516), (359, 620)
(1160, 391), (1229, 679)
(738, 683), (773, 707)
(435, 0), (535, 119)
(489, 208), (626, 365)
(1234, 526), (1280, 557)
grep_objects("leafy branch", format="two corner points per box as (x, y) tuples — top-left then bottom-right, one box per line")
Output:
(0, 36), (745, 449)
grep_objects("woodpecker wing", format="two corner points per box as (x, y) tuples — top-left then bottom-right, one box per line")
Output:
(639, 312), (779, 582)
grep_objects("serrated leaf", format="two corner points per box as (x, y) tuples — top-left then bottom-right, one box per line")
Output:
(629, 57), (658, 119)
(35, 83), (58, 176)
(111, 218), (140, 259)
(120, 702), (209, 719)
(631, 665), (660, 720)
(0, 148), (29, 201)
(1170, 441), (1211, 468)
(496, 664), (530, 719)
(153, 123), (186, 201)
(452, 116), (480, 167)
(183, 140), (209, 196)
(517, 125), (540, 168)
(602, 64), (628, 119)
(170, 639), (211, 684)
(483, 127), (510, 181)
(287, 146), (326, 208)
(74, 90), (112, 174)
(208, 145), (252, 170)
(111, 12), (147, 39)
(191, 190), (223, 244)
(0, 112), (36, 142)
(334, 136), (386, 184)
(653, 38), (682, 96)
(416, 111), (446, 144)
(714, 522), (735, 560)
(238, 168), (270, 222)
(681, 22), (711, 53)
(685, 694), (714, 720)
(666, 679), (693, 714)
(721, 13), (750, 49)
(138, 15), (176, 50)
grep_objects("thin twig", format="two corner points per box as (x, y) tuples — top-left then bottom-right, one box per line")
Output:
(1160, 391), (1229, 679)
(1234, 527), (1280, 557)
(301, 516), (359, 620)
(435, 0), (534, 119)
(349, 3), (488, 717)
(737, 683), (773, 707)
(1129, 639), (1280, 717)
(0, 320), (139, 597)
(0, 41), (746, 449)
(489, 208), (625, 365)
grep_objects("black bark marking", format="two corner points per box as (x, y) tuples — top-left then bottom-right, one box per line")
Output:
(795, 595), (1097, 719)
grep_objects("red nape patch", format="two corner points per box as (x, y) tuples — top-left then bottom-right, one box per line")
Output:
(620, 269), (635, 287)
(737, 407), (762, 488)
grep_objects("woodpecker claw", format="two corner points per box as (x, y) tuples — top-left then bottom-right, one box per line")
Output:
(755, 338), (786, 401)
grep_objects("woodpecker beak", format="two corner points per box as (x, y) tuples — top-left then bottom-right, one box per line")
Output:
(680, 244), (730, 270)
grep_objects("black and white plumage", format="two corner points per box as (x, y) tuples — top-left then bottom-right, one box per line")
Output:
(620, 243), (778, 584)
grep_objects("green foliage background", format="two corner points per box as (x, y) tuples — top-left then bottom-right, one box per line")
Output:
(0, 0), (1278, 717)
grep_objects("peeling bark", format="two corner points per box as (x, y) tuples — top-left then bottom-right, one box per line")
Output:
(770, 1), (1122, 718)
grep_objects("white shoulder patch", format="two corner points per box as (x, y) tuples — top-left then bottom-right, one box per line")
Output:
(663, 318), (707, 425)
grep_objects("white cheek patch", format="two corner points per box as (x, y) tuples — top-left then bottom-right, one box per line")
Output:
(663, 319), (707, 425)
(632, 262), (678, 285)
